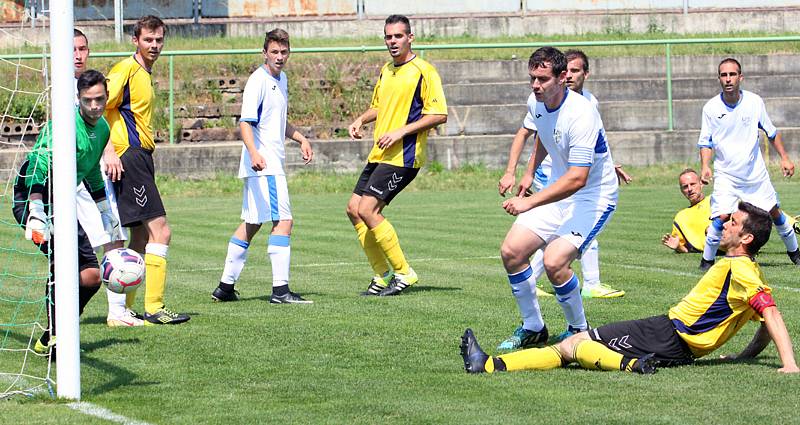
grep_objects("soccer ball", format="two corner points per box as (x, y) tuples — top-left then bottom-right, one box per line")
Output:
(100, 248), (145, 294)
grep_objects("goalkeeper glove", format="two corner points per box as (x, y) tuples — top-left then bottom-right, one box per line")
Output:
(25, 199), (50, 244)
(96, 199), (121, 240)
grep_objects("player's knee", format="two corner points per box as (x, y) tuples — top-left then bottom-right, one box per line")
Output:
(345, 201), (360, 221)
(80, 268), (102, 287)
(542, 255), (567, 278)
(558, 331), (589, 362)
(500, 242), (523, 269)
(157, 223), (172, 245)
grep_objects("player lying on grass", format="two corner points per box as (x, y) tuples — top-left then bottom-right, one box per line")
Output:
(462, 201), (799, 374)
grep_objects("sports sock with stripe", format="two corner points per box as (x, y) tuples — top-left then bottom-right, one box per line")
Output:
(496, 345), (564, 371)
(221, 237), (250, 286)
(773, 212), (799, 252)
(268, 234), (291, 290)
(144, 243), (168, 314)
(552, 272), (587, 330)
(702, 217), (724, 262)
(372, 219), (410, 275)
(507, 265), (545, 332)
(574, 340), (637, 372)
(354, 221), (389, 276)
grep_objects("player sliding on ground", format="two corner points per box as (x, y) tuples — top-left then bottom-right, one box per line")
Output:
(462, 202), (799, 375)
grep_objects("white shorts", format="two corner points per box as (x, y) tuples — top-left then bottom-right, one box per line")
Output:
(710, 176), (779, 218)
(514, 197), (616, 256)
(76, 178), (128, 249)
(241, 175), (292, 224)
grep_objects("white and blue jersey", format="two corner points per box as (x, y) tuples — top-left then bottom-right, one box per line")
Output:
(698, 90), (776, 186)
(523, 88), (617, 203)
(238, 66), (288, 177)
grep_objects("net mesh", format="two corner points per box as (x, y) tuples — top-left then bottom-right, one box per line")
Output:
(0, 11), (54, 399)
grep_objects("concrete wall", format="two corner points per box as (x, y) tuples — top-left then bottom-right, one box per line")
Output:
(73, 0), (195, 20)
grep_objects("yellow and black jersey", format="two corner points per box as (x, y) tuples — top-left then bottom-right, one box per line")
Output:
(367, 56), (447, 168)
(105, 56), (155, 156)
(668, 256), (769, 358)
(671, 197), (711, 253)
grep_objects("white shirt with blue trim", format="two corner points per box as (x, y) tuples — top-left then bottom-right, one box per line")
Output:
(698, 90), (776, 185)
(238, 66), (288, 177)
(523, 88), (617, 202)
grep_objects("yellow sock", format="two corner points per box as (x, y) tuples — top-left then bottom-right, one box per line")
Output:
(125, 290), (137, 309)
(354, 222), (389, 276)
(372, 219), (409, 275)
(574, 340), (633, 371)
(144, 253), (167, 314)
(497, 345), (563, 371)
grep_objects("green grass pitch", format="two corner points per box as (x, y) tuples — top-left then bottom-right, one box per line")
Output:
(1, 172), (799, 424)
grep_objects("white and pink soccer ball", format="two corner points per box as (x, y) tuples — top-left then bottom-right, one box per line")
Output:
(100, 248), (145, 294)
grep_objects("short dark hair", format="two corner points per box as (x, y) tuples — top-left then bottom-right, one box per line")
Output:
(133, 15), (166, 38)
(565, 49), (589, 72)
(528, 46), (567, 77)
(76, 69), (107, 95)
(74, 28), (87, 42)
(738, 201), (772, 256)
(385, 15), (411, 34)
(263, 28), (290, 51)
(718, 57), (742, 74)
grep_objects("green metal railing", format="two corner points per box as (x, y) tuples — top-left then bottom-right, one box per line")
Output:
(3, 35), (800, 141)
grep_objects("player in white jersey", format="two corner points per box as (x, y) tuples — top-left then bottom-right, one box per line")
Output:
(71, 29), (141, 327)
(211, 28), (314, 304)
(495, 47), (619, 351)
(698, 58), (800, 271)
(497, 50), (624, 350)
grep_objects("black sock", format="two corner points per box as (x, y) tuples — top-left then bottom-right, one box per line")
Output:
(219, 282), (235, 292)
(272, 285), (289, 296)
(78, 284), (101, 316)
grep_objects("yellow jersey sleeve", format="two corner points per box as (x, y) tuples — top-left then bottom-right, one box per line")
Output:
(420, 65), (447, 115)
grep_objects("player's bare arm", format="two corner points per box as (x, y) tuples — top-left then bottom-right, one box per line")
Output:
(102, 138), (124, 182)
(518, 135), (547, 197)
(699, 147), (714, 184)
(762, 305), (800, 373)
(348, 108), (378, 139)
(499, 127), (535, 196)
(285, 122), (313, 164)
(239, 120), (266, 171)
(768, 133), (794, 177)
(615, 164), (633, 184)
(376, 113), (446, 149)
(502, 165), (588, 216)
(720, 322), (771, 361)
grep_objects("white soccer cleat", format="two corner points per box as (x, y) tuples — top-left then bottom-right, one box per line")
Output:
(107, 308), (145, 327)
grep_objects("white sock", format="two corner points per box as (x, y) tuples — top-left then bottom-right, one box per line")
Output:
(530, 249), (546, 284)
(268, 235), (291, 288)
(702, 218), (724, 262)
(508, 265), (545, 332)
(774, 213), (799, 252)
(106, 288), (126, 317)
(551, 272), (587, 330)
(580, 239), (600, 288)
(220, 237), (250, 285)
(145, 242), (169, 258)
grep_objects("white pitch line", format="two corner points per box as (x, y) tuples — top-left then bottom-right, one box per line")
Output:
(67, 402), (153, 425)
(175, 255), (501, 273)
(613, 262), (800, 293)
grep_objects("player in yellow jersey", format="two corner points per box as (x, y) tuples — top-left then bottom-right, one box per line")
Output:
(662, 169), (712, 253)
(103, 16), (189, 324)
(346, 15), (447, 296)
(462, 201), (799, 374)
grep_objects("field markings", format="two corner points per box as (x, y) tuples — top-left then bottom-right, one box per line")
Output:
(67, 402), (153, 425)
(177, 255), (800, 294)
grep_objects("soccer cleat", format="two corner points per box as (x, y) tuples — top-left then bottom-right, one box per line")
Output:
(33, 335), (55, 355)
(107, 308), (146, 327)
(788, 249), (800, 266)
(630, 353), (658, 374)
(497, 325), (549, 351)
(460, 328), (490, 374)
(143, 307), (191, 325)
(269, 291), (313, 304)
(581, 283), (625, 299)
(699, 258), (715, 272)
(554, 325), (586, 342)
(211, 286), (240, 302)
(377, 268), (418, 296)
(360, 275), (390, 296)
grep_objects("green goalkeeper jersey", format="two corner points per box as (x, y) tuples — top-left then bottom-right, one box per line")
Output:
(19, 108), (110, 198)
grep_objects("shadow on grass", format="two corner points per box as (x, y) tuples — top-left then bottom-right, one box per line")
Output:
(81, 337), (160, 395)
(692, 356), (778, 368)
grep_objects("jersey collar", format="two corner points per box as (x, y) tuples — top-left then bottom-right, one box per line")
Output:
(719, 90), (743, 109)
(544, 87), (569, 113)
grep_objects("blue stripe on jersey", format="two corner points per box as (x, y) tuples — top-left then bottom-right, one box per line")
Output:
(552, 273), (579, 295)
(239, 118), (258, 123)
(569, 146), (593, 165)
(256, 101), (263, 125)
(568, 162), (592, 167)
(402, 76), (424, 168)
(120, 83), (141, 149)
(268, 235), (290, 247)
(230, 237), (250, 249)
(773, 212), (787, 226)
(534, 166), (548, 186)
(594, 130), (608, 153)
(267, 175), (280, 222)
(508, 265), (534, 284)
(545, 87), (570, 113)
(672, 271), (734, 335)
(758, 122), (777, 140)
(578, 204), (616, 255)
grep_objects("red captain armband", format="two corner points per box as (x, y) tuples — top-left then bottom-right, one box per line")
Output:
(749, 291), (776, 315)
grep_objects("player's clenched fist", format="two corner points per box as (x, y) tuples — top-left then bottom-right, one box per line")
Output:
(502, 197), (533, 216)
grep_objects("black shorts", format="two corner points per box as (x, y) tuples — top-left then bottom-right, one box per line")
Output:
(352, 162), (419, 205)
(589, 315), (695, 367)
(12, 167), (98, 272)
(114, 146), (166, 227)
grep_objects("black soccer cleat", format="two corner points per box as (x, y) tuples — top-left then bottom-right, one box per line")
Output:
(360, 277), (388, 296)
(143, 307), (191, 325)
(269, 291), (313, 304)
(788, 249), (800, 266)
(631, 353), (658, 375)
(699, 258), (715, 272)
(460, 328), (490, 374)
(211, 286), (240, 302)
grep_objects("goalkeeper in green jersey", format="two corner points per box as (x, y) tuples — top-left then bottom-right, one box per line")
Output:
(11, 69), (120, 356)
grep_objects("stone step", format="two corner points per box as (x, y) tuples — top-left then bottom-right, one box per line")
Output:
(443, 97), (800, 135)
